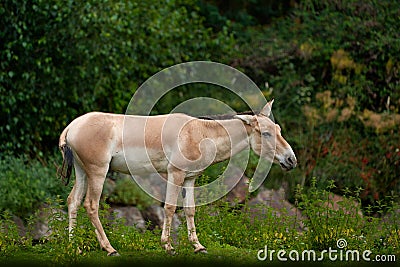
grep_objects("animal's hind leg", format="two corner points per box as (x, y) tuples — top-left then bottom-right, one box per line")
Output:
(161, 166), (185, 254)
(183, 178), (207, 253)
(84, 164), (119, 256)
(67, 163), (87, 239)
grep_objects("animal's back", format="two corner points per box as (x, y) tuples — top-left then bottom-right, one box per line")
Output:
(59, 112), (198, 174)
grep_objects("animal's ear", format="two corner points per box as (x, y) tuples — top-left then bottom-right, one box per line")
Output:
(234, 114), (254, 125)
(260, 99), (274, 117)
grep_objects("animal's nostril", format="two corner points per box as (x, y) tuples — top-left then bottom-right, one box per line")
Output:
(287, 156), (293, 165)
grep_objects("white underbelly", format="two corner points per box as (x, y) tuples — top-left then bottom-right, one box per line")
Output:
(110, 147), (169, 175)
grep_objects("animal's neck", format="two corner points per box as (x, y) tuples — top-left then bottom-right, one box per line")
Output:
(200, 119), (252, 164)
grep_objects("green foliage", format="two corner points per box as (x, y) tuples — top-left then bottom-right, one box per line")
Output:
(198, 0), (293, 29)
(295, 179), (363, 250)
(41, 198), (111, 264)
(290, 102), (400, 205)
(235, 0), (400, 113)
(225, 0), (400, 204)
(0, 0), (235, 155)
(0, 183), (399, 263)
(106, 176), (155, 210)
(0, 155), (70, 217)
(28, 198), (161, 264)
(295, 178), (400, 255)
(2, 0), (398, 208)
(0, 211), (31, 256)
(192, 200), (299, 251)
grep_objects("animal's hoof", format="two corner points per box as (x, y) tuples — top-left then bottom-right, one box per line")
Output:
(167, 249), (176, 256)
(108, 251), (120, 257)
(195, 248), (208, 254)
(163, 244), (176, 255)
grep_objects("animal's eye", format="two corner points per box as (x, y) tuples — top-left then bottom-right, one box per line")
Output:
(262, 132), (272, 138)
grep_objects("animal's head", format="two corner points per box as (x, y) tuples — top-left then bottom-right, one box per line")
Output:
(234, 100), (297, 171)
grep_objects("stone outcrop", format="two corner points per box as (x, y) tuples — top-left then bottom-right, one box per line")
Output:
(110, 206), (146, 230)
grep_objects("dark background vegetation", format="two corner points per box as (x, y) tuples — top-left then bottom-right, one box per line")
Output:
(1, 0), (399, 218)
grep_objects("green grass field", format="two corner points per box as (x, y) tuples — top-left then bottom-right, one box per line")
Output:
(2, 247), (397, 267)
(1, 247), (266, 267)
(1, 180), (399, 267)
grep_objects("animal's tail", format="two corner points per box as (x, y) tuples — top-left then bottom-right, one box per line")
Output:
(58, 126), (73, 186)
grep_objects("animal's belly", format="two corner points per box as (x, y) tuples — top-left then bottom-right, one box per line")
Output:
(110, 148), (168, 175)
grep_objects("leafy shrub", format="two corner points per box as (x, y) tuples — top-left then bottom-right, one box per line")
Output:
(234, 0), (400, 114)
(0, 0), (235, 155)
(40, 198), (109, 264)
(198, 0), (293, 30)
(0, 155), (69, 217)
(298, 98), (400, 205)
(37, 198), (161, 264)
(189, 199), (301, 251)
(0, 211), (30, 256)
(0, 182), (399, 262)
(295, 179), (364, 250)
(296, 178), (400, 255)
(228, 0), (400, 203)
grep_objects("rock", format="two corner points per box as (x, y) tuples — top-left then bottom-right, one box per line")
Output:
(103, 176), (117, 198)
(31, 204), (67, 240)
(141, 205), (181, 231)
(225, 168), (250, 205)
(323, 193), (363, 217)
(247, 187), (306, 230)
(132, 173), (167, 203)
(382, 208), (400, 225)
(12, 215), (26, 236)
(248, 188), (297, 216)
(110, 206), (146, 230)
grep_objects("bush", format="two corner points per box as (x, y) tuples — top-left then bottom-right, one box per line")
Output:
(231, 0), (400, 115)
(0, 182), (399, 261)
(0, 0), (235, 155)
(0, 155), (69, 217)
(26, 199), (161, 264)
(0, 211), (31, 256)
(227, 0), (400, 204)
(295, 179), (400, 255)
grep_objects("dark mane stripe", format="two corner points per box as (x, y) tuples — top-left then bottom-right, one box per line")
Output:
(197, 110), (258, 120)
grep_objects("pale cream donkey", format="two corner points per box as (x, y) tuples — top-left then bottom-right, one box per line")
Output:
(59, 100), (297, 256)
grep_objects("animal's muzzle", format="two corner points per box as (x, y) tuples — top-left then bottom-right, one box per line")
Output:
(279, 154), (297, 171)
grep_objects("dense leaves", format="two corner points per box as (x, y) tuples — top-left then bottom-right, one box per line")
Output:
(0, 0), (234, 155)
(1, 0), (399, 214)
(224, 0), (400, 205)
(232, 0), (400, 113)
(0, 155), (69, 217)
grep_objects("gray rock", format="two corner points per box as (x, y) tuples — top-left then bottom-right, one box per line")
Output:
(225, 171), (249, 205)
(247, 187), (305, 230)
(31, 204), (67, 240)
(142, 205), (181, 231)
(110, 206), (146, 230)
(12, 215), (26, 236)
(323, 193), (363, 217)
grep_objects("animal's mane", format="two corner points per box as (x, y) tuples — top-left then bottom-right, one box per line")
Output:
(197, 110), (258, 121)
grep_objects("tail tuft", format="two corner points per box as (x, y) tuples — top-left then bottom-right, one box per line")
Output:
(58, 144), (74, 186)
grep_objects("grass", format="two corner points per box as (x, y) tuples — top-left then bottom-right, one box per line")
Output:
(0, 247), (263, 267)
(2, 246), (398, 267)
(1, 181), (399, 266)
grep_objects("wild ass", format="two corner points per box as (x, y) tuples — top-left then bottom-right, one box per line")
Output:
(58, 100), (297, 256)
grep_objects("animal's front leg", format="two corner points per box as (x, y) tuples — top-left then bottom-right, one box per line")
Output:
(161, 166), (185, 254)
(183, 178), (207, 253)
